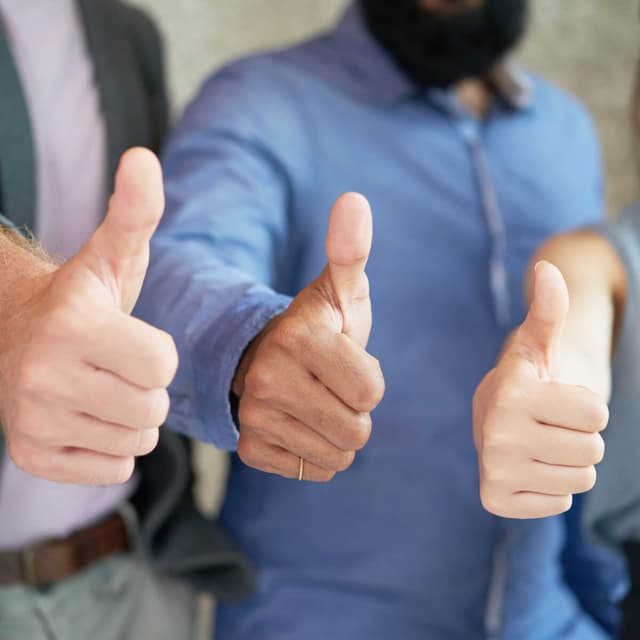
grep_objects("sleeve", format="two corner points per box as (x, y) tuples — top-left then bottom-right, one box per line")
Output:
(583, 206), (640, 548)
(134, 66), (297, 451)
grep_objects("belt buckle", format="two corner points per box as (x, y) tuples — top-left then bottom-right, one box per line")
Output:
(21, 546), (39, 587)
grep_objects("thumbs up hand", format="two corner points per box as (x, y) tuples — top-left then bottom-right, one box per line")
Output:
(232, 193), (385, 481)
(0, 148), (178, 485)
(473, 261), (608, 519)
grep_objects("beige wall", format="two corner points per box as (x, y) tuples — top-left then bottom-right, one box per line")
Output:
(131, 0), (640, 215)
(518, 0), (640, 215)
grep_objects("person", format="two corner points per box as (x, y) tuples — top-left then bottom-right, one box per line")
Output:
(136, 0), (625, 637)
(0, 2), (253, 639)
(472, 62), (640, 640)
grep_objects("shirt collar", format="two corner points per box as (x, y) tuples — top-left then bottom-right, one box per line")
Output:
(333, 2), (535, 111)
(488, 62), (535, 111)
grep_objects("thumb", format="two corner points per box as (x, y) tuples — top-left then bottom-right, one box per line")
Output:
(515, 260), (569, 373)
(72, 147), (164, 312)
(324, 192), (373, 347)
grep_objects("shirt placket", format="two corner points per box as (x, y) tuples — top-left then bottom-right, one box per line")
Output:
(447, 107), (511, 636)
(448, 109), (511, 330)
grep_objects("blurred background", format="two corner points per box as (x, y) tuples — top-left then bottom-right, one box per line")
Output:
(125, 1), (639, 636)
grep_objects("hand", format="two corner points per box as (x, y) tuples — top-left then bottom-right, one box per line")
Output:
(233, 193), (385, 481)
(0, 148), (178, 485)
(473, 261), (608, 518)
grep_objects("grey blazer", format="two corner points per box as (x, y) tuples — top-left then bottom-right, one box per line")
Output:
(0, 0), (254, 601)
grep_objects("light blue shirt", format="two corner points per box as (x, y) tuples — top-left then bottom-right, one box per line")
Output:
(137, 6), (625, 639)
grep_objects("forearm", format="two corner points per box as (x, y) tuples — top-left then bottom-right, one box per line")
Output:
(526, 230), (626, 399)
(0, 230), (55, 340)
(0, 230), (56, 431)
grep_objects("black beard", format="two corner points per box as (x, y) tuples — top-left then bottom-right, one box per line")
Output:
(360, 0), (529, 89)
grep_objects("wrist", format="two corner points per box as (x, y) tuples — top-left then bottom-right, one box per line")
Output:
(0, 267), (54, 333)
(231, 313), (281, 397)
(0, 244), (56, 401)
(232, 347), (253, 398)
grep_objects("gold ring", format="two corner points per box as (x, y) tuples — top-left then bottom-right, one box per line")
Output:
(297, 457), (304, 481)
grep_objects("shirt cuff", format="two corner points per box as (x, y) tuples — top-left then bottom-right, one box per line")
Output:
(186, 291), (291, 451)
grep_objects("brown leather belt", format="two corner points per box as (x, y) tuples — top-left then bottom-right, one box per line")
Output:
(0, 512), (130, 588)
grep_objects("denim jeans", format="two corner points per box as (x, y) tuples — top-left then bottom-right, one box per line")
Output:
(0, 553), (196, 640)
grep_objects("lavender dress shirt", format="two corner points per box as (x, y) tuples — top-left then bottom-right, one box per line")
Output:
(0, 0), (136, 550)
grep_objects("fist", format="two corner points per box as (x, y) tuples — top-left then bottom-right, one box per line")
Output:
(233, 193), (385, 481)
(473, 262), (608, 519)
(0, 149), (178, 485)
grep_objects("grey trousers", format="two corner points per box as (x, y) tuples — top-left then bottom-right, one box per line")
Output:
(0, 553), (197, 640)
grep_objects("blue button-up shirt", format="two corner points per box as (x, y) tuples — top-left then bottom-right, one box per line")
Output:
(137, 6), (625, 639)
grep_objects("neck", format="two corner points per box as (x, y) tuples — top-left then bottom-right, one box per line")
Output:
(454, 78), (494, 119)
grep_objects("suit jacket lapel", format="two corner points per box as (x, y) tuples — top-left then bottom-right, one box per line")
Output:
(77, 0), (152, 192)
(0, 17), (36, 230)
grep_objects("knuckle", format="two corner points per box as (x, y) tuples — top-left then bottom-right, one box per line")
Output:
(244, 361), (276, 402)
(481, 423), (512, 461)
(272, 317), (310, 352)
(575, 466), (597, 494)
(7, 438), (35, 474)
(154, 331), (179, 387)
(237, 436), (262, 470)
(371, 362), (386, 406)
(354, 375), (385, 413)
(345, 413), (372, 451)
(480, 461), (510, 491)
(135, 389), (171, 429)
(557, 494), (573, 515)
(109, 458), (136, 485)
(144, 389), (170, 429)
(585, 434), (605, 466)
(116, 429), (141, 457)
(237, 399), (266, 433)
(17, 356), (49, 397)
(334, 450), (356, 472)
(135, 428), (160, 456)
(480, 487), (508, 517)
(586, 400), (609, 432)
(492, 384), (524, 413)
